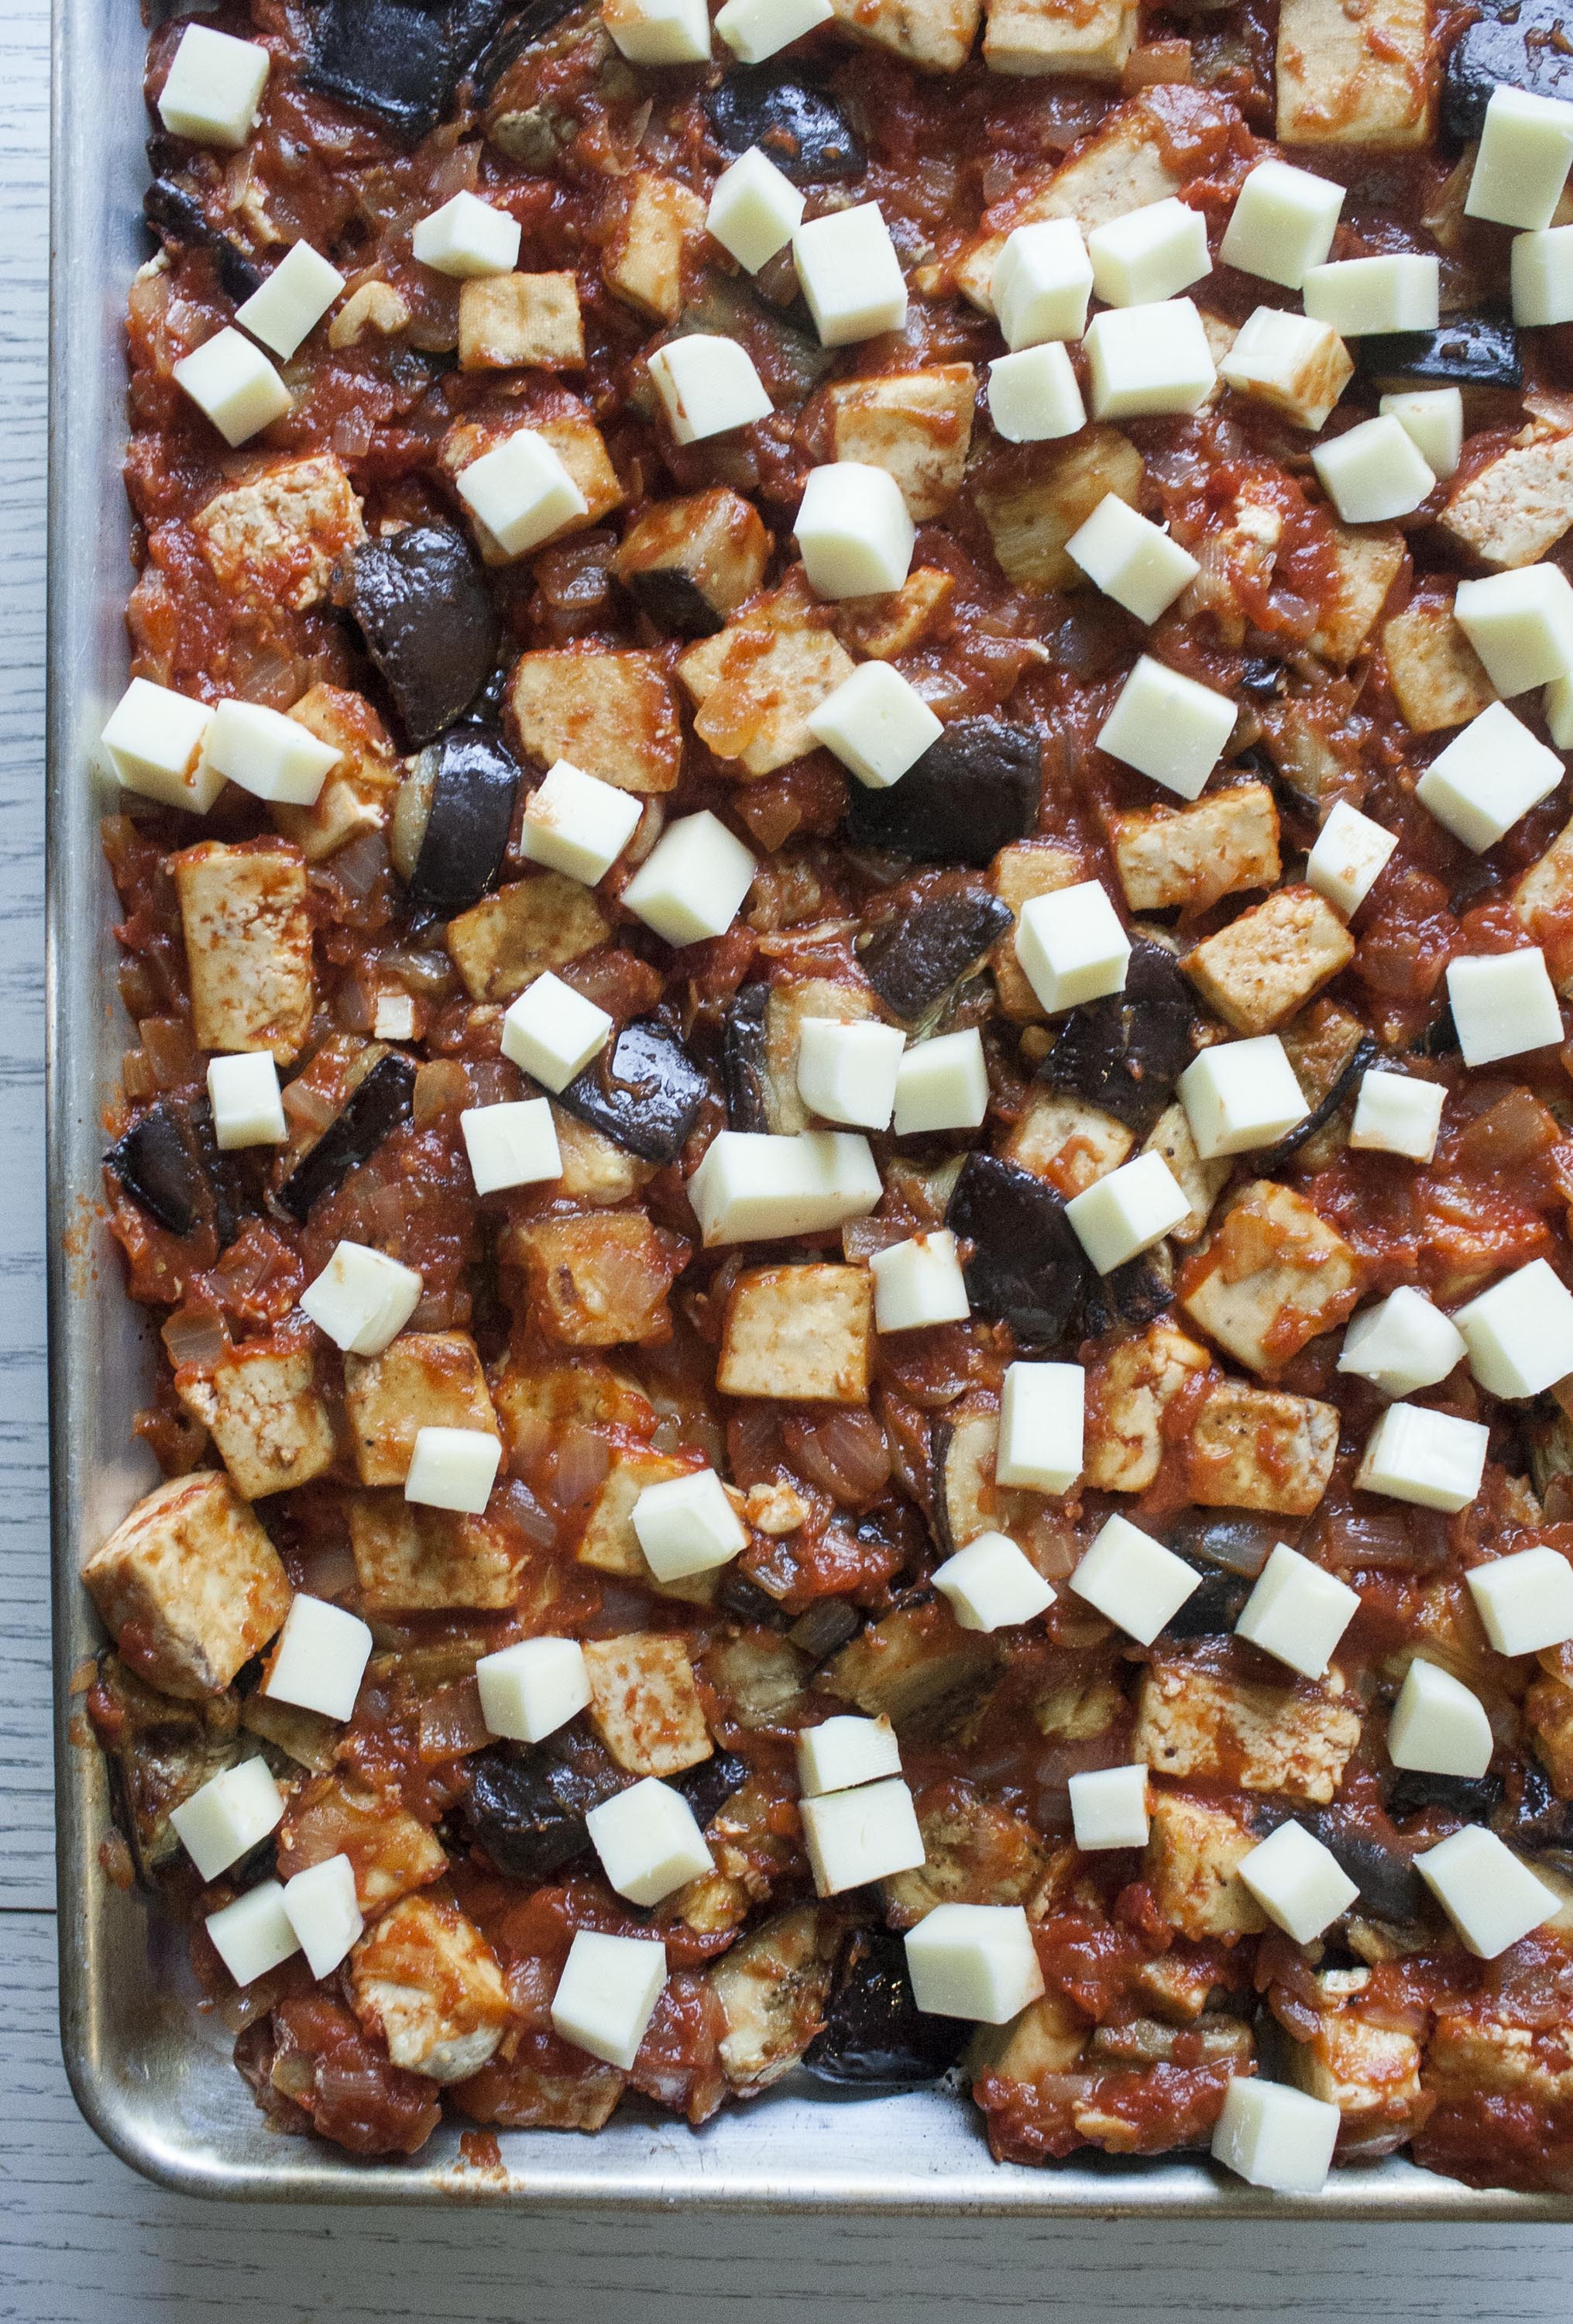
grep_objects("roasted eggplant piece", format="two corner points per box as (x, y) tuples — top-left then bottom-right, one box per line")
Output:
(716, 1567), (794, 1628)
(945, 1152), (1087, 1348)
(1500, 1762), (1573, 1853)
(1386, 1767), (1503, 1820)
(1303, 1810), (1424, 1925)
(1080, 1243), (1174, 1338)
(465, 1727), (626, 1878)
(277, 1054), (417, 1223)
(786, 1597), (863, 1664)
(1039, 938), (1193, 1138)
(1444, 0), (1573, 140)
(1355, 317), (1522, 393)
(722, 982), (771, 1133)
(1159, 1564), (1252, 1639)
(305, 0), (512, 137)
(805, 1928), (970, 2088)
(105, 1095), (239, 1246)
(704, 69), (865, 181)
(860, 886), (1015, 1024)
(87, 1652), (246, 1885)
(555, 1017), (709, 1166)
(843, 720), (1041, 868)
(1162, 1509), (1278, 1577)
(394, 726), (522, 917)
(672, 1748), (751, 1831)
(1256, 1033), (1377, 1171)
(143, 175), (263, 302)
(349, 527), (500, 749)
(1410, 1005), (1459, 1059)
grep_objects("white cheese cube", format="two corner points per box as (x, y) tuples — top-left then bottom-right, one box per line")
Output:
(1549, 672), (1573, 748)
(1307, 799), (1396, 916)
(1070, 1511), (1200, 1645)
(716, 0), (833, 59)
(706, 147), (805, 273)
(796, 1017), (906, 1130)
(1097, 653), (1237, 801)
(1465, 1544), (1573, 1656)
(1176, 1035), (1308, 1161)
(1239, 1820), (1359, 1943)
(282, 1853), (363, 1979)
(933, 1530), (1056, 1633)
(1087, 198), (1211, 309)
(1338, 1288), (1465, 1399)
(603, 0), (713, 64)
(1066, 494), (1199, 624)
(170, 1757), (284, 1882)
(648, 335), (773, 444)
(1348, 1069), (1444, 1162)
(1416, 1826), (1557, 1958)
(1418, 700), (1564, 852)
(903, 1903), (1045, 2024)
(1465, 84), (1573, 232)
(1235, 1542), (1360, 1681)
(264, 1592), (373, 1722)
(500, 969), (613, 1094)
(207, 1051), (287, 1151)
(404, 1425), (502, 1515)
(1455, 564), (1573, 696)
(1084, 297), (1217, 421)
(1455, 1258), (1573, 1399)
(805, 661), (943, 789)
(621, 810), (757, 946)
(986, 343), (1087, 442)
(156, 22), (270, 149)
(1065, 1150), (1190, 1275)
(1446, 947), (1563, 1068)
(1302, 253), (1440, 335)
(235, 241), (345, 359)
(1220, 308), (1352, 431)
(300, 1240), (423, 1357)
(461, 1098), (562, 1195)
(990, 218), (1094, 349)
(456, 428), (587, 560)
(1512, 225), (1573, 328)
(412, 191), (520, 279)
(792, 204), (908, 346)
(871, 1229), (970, 1332)
(204, 1881), (300, 1988)
(1379, 387), (1464, 479)
(688, 1129), (881, 1245)
(998, 1360), (1084, 1495)
(586, 1776), (715, 1906)
(1312, 414), (1435, 524)
(551, 1929), (667, 2071)
(1015, 878), (1132, 1012)
(893, 1028), (988, 1136)
(519, 759), (644, 886)
(797, 1714), (902, 1798)
(799, 1776), (926, 1896)
(1388, 1659), (1495, 1779)
(98, 677), (220, 813)
(631, 1465), (748, 1582)
(1211, 2078), (1340, 2196)
(1218, 159), (1344, 290)
(476, 1637), (591, 1744)
(173, 327), (292, 449)
(795, 462), (915, 600)
(1068, 1763), (1150, 1851)
(198, 697), (339, 807)
(1355, 1401), (1489, 1514)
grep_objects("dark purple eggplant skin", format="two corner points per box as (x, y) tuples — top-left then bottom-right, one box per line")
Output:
(843, 720), (1042, 868)
(722, 982), (771, 1133)
(465, 1728), (626, 1879)
(623, 566), (726, 638)
(703, 70), (865, 181)
(1160, 1565), (1252, 1640)
(1499, 1762), (1573, 1854)
(1079, 1246), (1173, 1339)
(1303, 1810), (1424, 1926)
(945, 1152), (1087, 1349)
(1444, 0), (1573, 140)
(105, 1097), (236, 1243)
(304, 0), (513, 136)
(406, 726), (522, 917)
(860, 888), (1014, 1024)
(671, 1750), (750, 1831)
(554, 1018), (709, 1167)
(1387, 1768), (1501, 1820)
(1039, 940), (1195, 1139)
(1355, 316), (1521, 392)
(143, 176), (263, 302)
(1256, 1035), (1378, 1172)
(805, 1929), (971, 2088)
(276, 1054), (416, 1224)
(349, 527), (500, 748)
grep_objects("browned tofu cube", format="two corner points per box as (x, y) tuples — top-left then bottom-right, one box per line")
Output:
(576, 1446), (719, 1605)
(761, 977), (878, 1133)
(442, 410), (622, 566)
(346, 1491), (521, 1611)
(1308, 524), (1406, 669)
(1182, 883), (1355, 1036)
(1144, 1790), (1269, 1940)
(445, 874), (611, 1005)
(343, 1331), (500, 1487)
(458, 271), (585, 370)
(328, 279), (410, 349)
(273, 684), (400, 864)
(833, 567), (956, 659)
(510, 648), (682, 794)
(611, 487), (771, 634)
(991, 839), (1082, 1019)
(826, 366), (977, 520)
(582, 1632), (714, 1776)
(192, 453), (366, 612)
(1188, 1380), (1340, 1515)
(1515, 814), (1573, 992)
(976, 427), (1144, 592)
(1276, 0), (1434, 149)
(1004, 1088), (1134, 1196)
(176, 1337), (335, 1501)
(1178, 498), (1282, 649)
(171, 840), (314, 1062)
(1141, 1103), (1229, 1245)
(984, 0), (1138, 77)
(1134, 1655), (1362, 1803)
(1084, 1319), (1214, 1494)
(1180, 1181), (1361, 1376)
(829, 0), (980, 68)
(824, 1600), (1001, 1737)
(276, 1771), (448, 1911)
(1111, 782), (1281, 914)
(351, 1889), (510, 2082)
(489, 1354), (655, 1456)
(507, 1210), (686, 1347)
(1438, 428), (1573, 570)
(679, 592), (857, 777)
(1382, 593), (1496, 734)
(717, 1263), (874, 1404)
(603, 172), (706, 323)
(1283, 1969), (1427, 2150)
(82, 1470), (294, 1700)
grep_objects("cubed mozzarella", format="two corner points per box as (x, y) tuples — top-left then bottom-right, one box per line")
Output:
(796, 1714), (902, 1798)
(997, 1360), (1084, 1495)
(98, 677), (220, 813)
(1220, 308), (1353, 432)
(796, 1017), (906, 1130)
(795, 462), (915, 599)
(1066, 494), (1199, 624)
(1015, 878), (1132, 1012)
(404, 1425), (502, 1515)
(1355, 1401), (1489, 1514)
(1212, 2078), (1340, 2196)
(1465, 1544), (1573, 1655)
(281, 1853), (363, 1979)
(989, 218), (1093, 349)
(621, 810), (757, 944)
(1387, 1659), (1495, 1779)
(1069, 1511), (1200, 1645)
(204, 1881), (300, 1987)
(476, 1637), (591, 1744)
(157, 22), (270, 148)
(1548, 672), (1573, 748)
(207, 1051), (287, 1150)
(551, 1929), (668, 2071)
(1379, 387), (1464, 479)
(800, 1776), (926, 1896)
(1065, 1150), (1190, 1274)
(1306, 799), (1396, 915)
(456, 428), (588, 559)
(1235, 1542), (1360, 1681)
(1312, 414), (1435, 524)
(1512, 225), (1573, 328)
(1453, 1258), (1573, 1399)
(263, 1592), (374, 1722)
(1218, 159), (1344, 290)
(1084, 297), (1217, 420)
(1338, 1287), (1465, 1399)
(1097, 654), (1237, 800)
(792, 204), (908, 346)
(688, 1129), (881, 1245)
(1465, 85), (1573, 232)
(300, 1240), (423, 1357)
(715, 0), (833, 60)
(198, 697), (340, 806)
(987, 342), (1087, 442)
(1302, 253), (1439, 335)
(892, 1028), (989, 1135)
(499, 970), (613, 1094)
(169, 1757), (284, 1882)
(235, 241), (345, 359)
(1416, 1826), (1557, 1958)
(648, 335), (773, 444)
(934, 1529), (1056, 1633)
(631, 1466), (748, 1583)
(1445, 947), (1563, 1068)
(1347, 1070), (1444, 1162)
(603, 0), (713, 64)
(706, 147), (805, 272)
(1176, 1035), (1308, 1160)
(586, 1776), (715, 1906)
(1087, 198), (1211, 308)
(411, 191), (521, 278)
(871, 1229), (970, 1332)
(806, 661), (943, 789)
(904, 1903), (1046, 2023)
(1454, 565), (1573, 696)
(461, 1098), (562, 1195)
(1068, 1763), (1150, 1851)
(1238, 1820), (1358, 1943)
(173, 327), (292, 448)
(519, 758), (642, 885)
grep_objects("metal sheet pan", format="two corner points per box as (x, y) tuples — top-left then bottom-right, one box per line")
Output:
(42, 0), (1573, 2218)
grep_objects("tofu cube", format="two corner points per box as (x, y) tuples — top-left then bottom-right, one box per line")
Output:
(1338, 1287), (1465, 1399)
(792, 204), (908, 346)
(796, 1017), (906, 1130)
(171, 839), (314, 1061)
(1194, 1378), (1334, 1518)
(795, 462), (915, 600)
(997, 1360), (1084, 1494)
(456, 428), (588, 561)
(800, 1775), (926, 1896)
(1180, 1179), (1359, 1377)
(177, 1336), (335, 1502)
(1085, 297), (1216, 421)
(500, 970), (613, 1094)
(198, 697), (338, 807)
(1212, 2078), (1339, 2196)
(1380, 388), (1463, 480)
(717, 1261), (874, 1403)
(806, 662), (943, 790)
(1146, 1790), (1269, 1941)
(1465, 1545), (1573, 1655)
(706, 147), (804, 271)
(648, 335), (773, 444)
(1070, 1511), (1200, 1644)
(300, 1241), (423, 1357)
(1313, 414), (1435, 524)
(350, 1893), (509, 2081)
(1306, 799), (1396, 917)
(1065, 1150), (1190, 1274)
(1087, 198), (1211, 308)
(797, 1714), (902, 1797)
(586, 1776), (715, 1905)
(98, 678), (219, 813)
(1239, 1820), (1358, 1942)
(582, 1633), (713, 1776)
(631, 1466), (747, 1583)
(1348, 1069), (1444, 1161)
(603, 0), (713, 62)
(476, 1637), (590, 1744)
(981, 0), (1139, 79)
(458, 271), (584, 370)
(1176, 1034), (1308, 1160)
(1388, 1659), (1494, 1779)
(613, 489), (771, 636)
(827, 366), (976, 522)
(282, 1853), (364, 1979)
(1066, 494), (1198, 623)
(173, 327), (291, 448)
(1015, 879), (1132, 1011)
(1221, 308), (1354, 433)
(170, 1757), (285, 1882)
(621, 810), (757, 945)
(1109, 783), (1279, 916)
(264, 1593), (374, 1722)
(1303, 254), (1438, 335)
(1455, 565), (1573, 697)
(829, 0), (981, 70)
(716, 0), (833, 59)
(235, 240), (345, 359)
(893, 1028), (989, 1136)
(1440, 433), (1573, 572)
(156, 22), (269, 148)
(510, 648), (682, 796)
(1446, 948), (1563, 1067)
(411, 191), (521, 278)
(1465, 86), (1573, 232)
(404, 1426), (502, 1516)
(976, 421), (1145, 593)
(461, 1098), (562, 1195)
(551, 1930), (667, 2071)
(193, 456), (367, 618)
(903, 1903), (1045, 2023)
(1068, 1763), (1149, 1851)
(82, 1470), (293, 1700)
(205, 1882), (299, 1987)
(603, 172), (706, 324)
(689, 1129), (881, 1245)
(1355, 1402), (1489, 1514)
(1182, 884), (1355, 1037)
(1236, 1543), (1360, 1681)
(987, 342), (1087, 442)
(1219, 160), (1343, 290)
(1455, 1258), (1573, 1399)
(871, 1229), (971, 1330)
(1416, 1827), (1557, 1958)
(206, 1051), (287, 1150)
(1512, 225), (1573, 328)
(1097, 654), (1237, 801)
(990, 218), (1093, 348)
(1382, 593), (1496, 736)
(934, 1530), (1056, 1631)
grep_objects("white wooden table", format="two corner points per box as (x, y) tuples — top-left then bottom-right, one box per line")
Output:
(4, 10), (1571, 2312)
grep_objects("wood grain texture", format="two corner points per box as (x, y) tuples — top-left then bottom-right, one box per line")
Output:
(3, 2), (1573, 2312)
